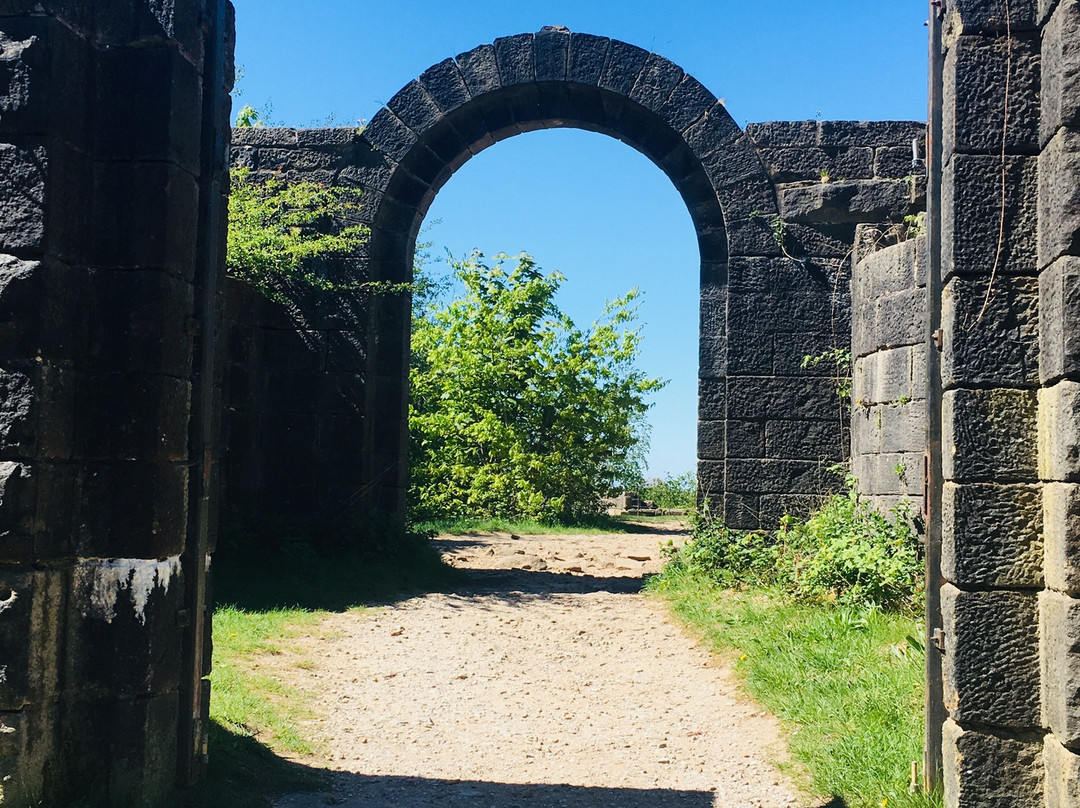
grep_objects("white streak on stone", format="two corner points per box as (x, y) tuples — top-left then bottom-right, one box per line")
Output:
(77, 557), (181, 625)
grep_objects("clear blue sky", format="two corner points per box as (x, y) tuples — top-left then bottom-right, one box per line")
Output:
(232, 1), (929, 478)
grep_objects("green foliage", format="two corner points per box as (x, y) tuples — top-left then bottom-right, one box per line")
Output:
(408, 251), (665, 523)
(641, 471), (697, 511)
(802, 347), (852, 400)
(227, 167), (391, 302)
(667, 480), (924, 612)
(646, 574), (939, 808)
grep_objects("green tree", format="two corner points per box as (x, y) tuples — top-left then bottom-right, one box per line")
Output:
(409, 252), (665, 523)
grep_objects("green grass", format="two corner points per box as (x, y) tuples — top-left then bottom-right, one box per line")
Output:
(412, 513), (683, 535)
(646, 565), (941, 808)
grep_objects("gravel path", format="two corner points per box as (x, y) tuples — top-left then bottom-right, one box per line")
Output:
(273, 525), (817, 808)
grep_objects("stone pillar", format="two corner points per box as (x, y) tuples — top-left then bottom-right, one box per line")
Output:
(1038, 0), (1080, 804)
(0, 2), (231, 804)
(933, 0), (1046, 803)
(850, 235), (928, 517)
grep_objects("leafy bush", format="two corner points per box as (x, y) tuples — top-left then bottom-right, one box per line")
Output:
(641, 471), (697, 510)
(409, 251), (665, 523)
(667, 480), (923, 611)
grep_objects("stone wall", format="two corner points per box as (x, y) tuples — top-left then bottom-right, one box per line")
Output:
(224, 127), (375, 519)
(0, 1), (232, 804)
(224, 112), (925, 530)
(929, 0), (1080, 803)
(850, 235), (928, 518)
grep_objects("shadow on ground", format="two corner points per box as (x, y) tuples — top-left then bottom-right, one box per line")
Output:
(270, 771), (846, 808)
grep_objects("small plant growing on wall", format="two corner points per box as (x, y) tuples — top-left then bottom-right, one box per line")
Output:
(227, 168), (406, 303)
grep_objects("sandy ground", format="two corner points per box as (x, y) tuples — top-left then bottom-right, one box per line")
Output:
(272, 524), (818, 808)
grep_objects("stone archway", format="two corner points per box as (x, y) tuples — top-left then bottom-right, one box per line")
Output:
(347, 28), (838, 526)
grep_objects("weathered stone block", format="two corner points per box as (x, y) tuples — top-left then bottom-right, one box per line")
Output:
(941, 584), (1040, 728)
(943, 33), (1040, 157)
(1039, 127), (1080, 269)
(1044, 736), (1080, 808)
(875, 287), (924, 349)
(696, 459), (723, 504)
(726, 458), (842, 495)
(875, 145), (922, 179)
(0, 569), (63, 710)
(76, 461), (188, 559)
(941, 719), (1044, 808)
(779, 179), (912, 225)
(765, 419), (843, 460)
(59, 692), (180, 808)
(721, 492), (760, 530)
(1045, 482), (1080, 594)
(744, 120), (819, 148)
(656, 75), (715, 133)
(418, 58), (471, 115)
(817, 120), (926, 147)
(628, 53), (682, 115)
(566, 33), (608, 85)
(597, 38), (647, 96)
(0, 255), (88, 363)
(759, 146), (874, 183)
(873, 347), (916, 403)
(87, 270), (194, 378)
(943, 388), (1038, 482)
(1039, 381), (1080, 481)
(727, 376), (840, 422)
(941, 482), (1043, 588)
(698, 379), (726, 421)
(0, 141), (44, 252)
(696, 419), (726, 461)
(386, 80), (442, 136)
(75, 374), (190, 462)
(363, 108), (417, 163)
(941, 275), (1039, 387)
(91, 160), (199, 278)
(1041, 590), (1080, 748)
(942, 153), (1037, 278)
(878, 401), (926, 455)
(1040, 256), (1080, 383)
(944, 0), (1040, 35)
(683, 103), (742, 158)
(1041, 0), (1080, 144)
(93, 44), (202, 173)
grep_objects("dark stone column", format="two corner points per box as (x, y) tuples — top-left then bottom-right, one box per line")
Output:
(0, 2), (232, 804)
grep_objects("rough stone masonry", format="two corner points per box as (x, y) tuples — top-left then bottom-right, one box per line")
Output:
(0, 1), (1076, 805)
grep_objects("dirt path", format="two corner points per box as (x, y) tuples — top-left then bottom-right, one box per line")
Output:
(274, 525), (815, 808)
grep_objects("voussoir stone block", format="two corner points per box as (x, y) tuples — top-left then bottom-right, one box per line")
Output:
(942, 719), (1044, 808)
(941, 584), (1041, 728)
(1041, 256), (1080, 384)
(1045, 483), (1080, 594)
(941, 482), (1043, 588)
(1041, 590), (1080, 748)
(1042, 0), (1080, 144)
(1039, 127), (1080, 269)
(1045, 736), (1080, 808)
(943, 388), (1038, 482)
(1039, 381), (1080, 481)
